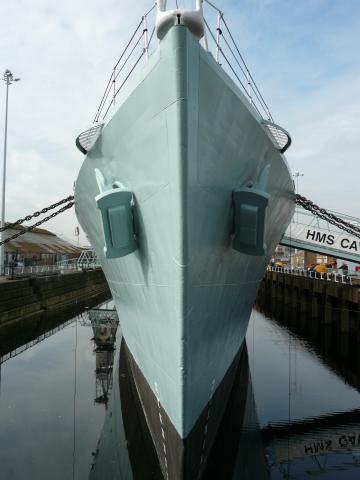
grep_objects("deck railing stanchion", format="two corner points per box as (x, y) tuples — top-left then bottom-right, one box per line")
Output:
(215, 12), (223, 63)
(113, 68), (116, 106)
(247, 70), (252, 104)
(143, 15), (149, 61)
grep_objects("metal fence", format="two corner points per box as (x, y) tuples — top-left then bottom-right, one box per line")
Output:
(1, 262), (100, 278)
(80, 308), (119, 327)
(267, 266), (353, 285)
(2, 264), (60, 277)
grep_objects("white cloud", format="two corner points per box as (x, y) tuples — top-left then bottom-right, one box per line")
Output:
(0, 0), (359, 245)
(0, 0), (150, 243)
(221, 0), (360, 217)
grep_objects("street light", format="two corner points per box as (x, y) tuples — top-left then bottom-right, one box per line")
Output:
(292, 171), (305, 266)
(0, 69), (20, 275)
(293, 171), (304, 194)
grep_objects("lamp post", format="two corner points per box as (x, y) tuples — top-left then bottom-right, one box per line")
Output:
(293, 170), (304, 222)
(292, 171), (304, 267)
(0, 69), (20, 275)
(293, 171), (304, 194)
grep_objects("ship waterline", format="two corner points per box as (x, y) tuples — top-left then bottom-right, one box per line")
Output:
(75, 22), (294, 469)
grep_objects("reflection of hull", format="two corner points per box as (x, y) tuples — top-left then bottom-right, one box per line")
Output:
(204, 343), (268, 480)
(76, 23), (294, 472)
(90, 338), (268, 479)
(123, 338), (243, 479)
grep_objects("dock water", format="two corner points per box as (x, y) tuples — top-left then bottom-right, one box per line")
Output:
(1, 290), (360, 479)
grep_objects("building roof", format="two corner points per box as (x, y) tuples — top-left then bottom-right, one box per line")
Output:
(2, 223), (81, 255)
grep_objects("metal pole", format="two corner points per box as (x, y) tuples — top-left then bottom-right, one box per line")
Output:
(293, 171), (304, 223)
(143, 15), (149, 61)
(0, 80), (9, 276)
(215, 13), (221, 63)
(113, 68), (116, 106)
(293, 171), (304, 194)
(203, 28), (209, 52)
(0, 71), (19, 276)
(247, 70), (252, 104)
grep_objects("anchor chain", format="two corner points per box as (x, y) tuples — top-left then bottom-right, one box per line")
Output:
(1, 192), (359, 246)
(0, 201), (75, 246)
(0, 195), (75, 233)
(296, 194), (360, 240)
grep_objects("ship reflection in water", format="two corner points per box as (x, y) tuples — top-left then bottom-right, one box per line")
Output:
(90, 336), (266, 480)
(1, 301), (360, 479)
(90, 302), (360, 479)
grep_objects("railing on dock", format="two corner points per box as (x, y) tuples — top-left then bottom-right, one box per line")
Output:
(267, 266), (354, 285)
(56, 248), (100, 270)
(4, 264), (66, 277)
(3, 249), (100, 278)
(2, 263), (98, 278)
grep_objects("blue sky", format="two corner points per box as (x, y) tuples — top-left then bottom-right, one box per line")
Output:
(0, 0), (359, 243)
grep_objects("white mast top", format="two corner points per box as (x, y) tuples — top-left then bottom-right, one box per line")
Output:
(156, 0), (205, 40)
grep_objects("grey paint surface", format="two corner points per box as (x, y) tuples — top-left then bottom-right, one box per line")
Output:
(75, 25), (294, 438)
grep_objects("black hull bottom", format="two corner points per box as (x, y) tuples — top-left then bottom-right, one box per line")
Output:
(120, 339), (247, 479)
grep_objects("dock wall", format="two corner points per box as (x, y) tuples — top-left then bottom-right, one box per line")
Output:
(258, 271), (360, 334)
(257, 270), (360, 392)
(0, 269), (110, 326)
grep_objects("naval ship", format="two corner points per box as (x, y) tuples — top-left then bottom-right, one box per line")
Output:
(75, 1), (295, 477)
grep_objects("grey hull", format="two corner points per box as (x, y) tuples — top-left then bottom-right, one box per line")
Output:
(75, 24), (294, 444)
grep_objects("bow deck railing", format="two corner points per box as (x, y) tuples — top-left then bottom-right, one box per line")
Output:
(92, 1), (276, 126)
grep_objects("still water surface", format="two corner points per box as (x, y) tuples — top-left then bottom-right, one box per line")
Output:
(0, 301), (359, 479)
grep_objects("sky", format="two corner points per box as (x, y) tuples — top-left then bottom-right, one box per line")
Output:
(0, 0), (359, 245)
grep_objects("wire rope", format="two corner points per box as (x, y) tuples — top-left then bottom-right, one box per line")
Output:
(102, 50), (145, 120)
(93, 17), (145, 122)
(222, 17), (274, 121)
(204, 18), (264, 119)
(221, 34), (270, 118)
